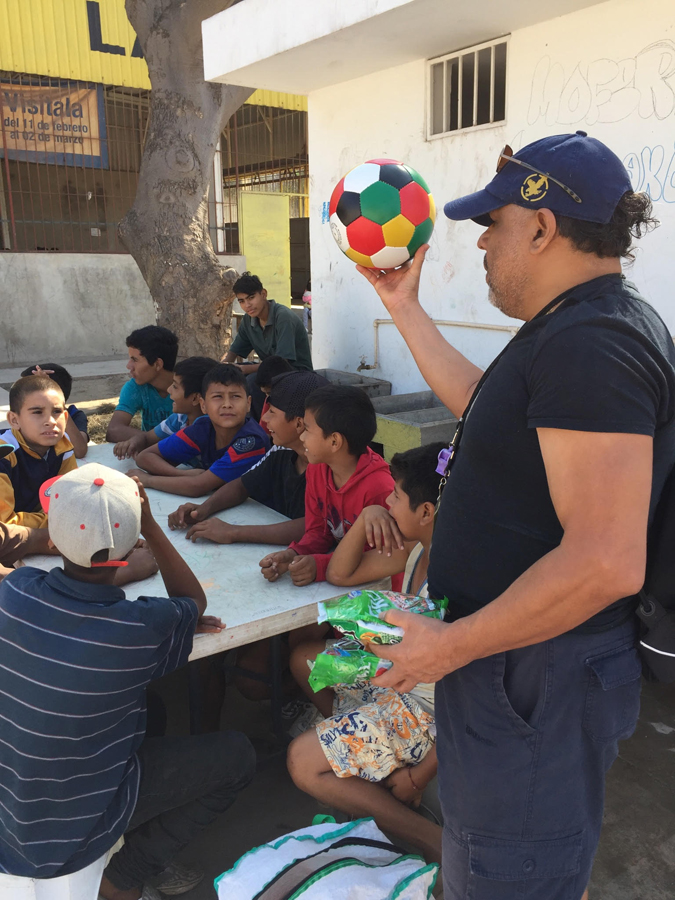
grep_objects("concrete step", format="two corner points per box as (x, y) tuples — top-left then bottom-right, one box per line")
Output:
(0, 358), (128, 405)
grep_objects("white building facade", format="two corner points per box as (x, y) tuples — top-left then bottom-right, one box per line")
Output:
(204, 0), (675, 393)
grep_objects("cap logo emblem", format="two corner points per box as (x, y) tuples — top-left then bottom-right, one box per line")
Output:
(521, 173), (548, 202)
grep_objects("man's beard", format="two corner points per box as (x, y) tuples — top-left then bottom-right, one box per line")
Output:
(486, 260), (528, 320)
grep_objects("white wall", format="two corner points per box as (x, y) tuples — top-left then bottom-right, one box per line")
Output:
(308, 0), (675, 393)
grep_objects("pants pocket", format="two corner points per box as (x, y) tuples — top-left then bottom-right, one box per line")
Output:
(582, 643), (642, 743)
(467, 831), (583, 900)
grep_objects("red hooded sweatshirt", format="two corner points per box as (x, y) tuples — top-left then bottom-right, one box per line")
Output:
(289, 447), (403, 584)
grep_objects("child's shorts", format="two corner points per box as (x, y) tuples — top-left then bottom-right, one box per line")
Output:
(315, 682), (435, 782)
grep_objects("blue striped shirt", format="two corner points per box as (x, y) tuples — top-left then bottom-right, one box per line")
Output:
(0, 566), (198, 878)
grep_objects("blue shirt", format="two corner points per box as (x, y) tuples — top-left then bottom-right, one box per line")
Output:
(116, 380), (174, 431)
(68, 404), (88, 438)
(153, 413), (188, 439)
(158, 415), (269, 483)
(0, 567), (198, 878)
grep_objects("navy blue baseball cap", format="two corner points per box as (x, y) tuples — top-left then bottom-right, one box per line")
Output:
(444, 131), (632, 227)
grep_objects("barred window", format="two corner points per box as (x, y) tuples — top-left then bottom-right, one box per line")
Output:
(428, 39), (507, 139)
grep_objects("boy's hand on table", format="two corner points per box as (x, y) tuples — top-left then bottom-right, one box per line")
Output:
(195, 615), (225, 634)
(362, 505), (405, 556)
(384, 767), (423, 808)
(127, 468), (154, 488)
(186, 519), (238, 544)
(114, 435), (147, 459)
(168, 502), (202, 530)
(115, 547), (159, 585)
(260, 549), (297, 582)
(289, 554), (317, 586)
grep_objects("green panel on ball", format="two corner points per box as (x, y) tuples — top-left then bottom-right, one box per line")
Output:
(404, 165), (431, 193)
(407, 217), (434, 256)
(359, 181), (401, 225)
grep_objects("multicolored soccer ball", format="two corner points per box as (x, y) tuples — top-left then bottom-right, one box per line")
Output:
(329, 159), (435, 269)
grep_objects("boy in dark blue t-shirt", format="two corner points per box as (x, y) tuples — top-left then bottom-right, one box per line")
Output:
(130, 364), (269, 497)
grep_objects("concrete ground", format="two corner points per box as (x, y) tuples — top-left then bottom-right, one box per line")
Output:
(148, 665), (675, 900)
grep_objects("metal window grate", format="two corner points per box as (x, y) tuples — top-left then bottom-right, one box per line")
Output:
(428, 39), (507, 139)
(1, 72), (308, 255)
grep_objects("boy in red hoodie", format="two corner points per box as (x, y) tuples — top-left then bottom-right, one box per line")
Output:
(260, 384), (394, 586)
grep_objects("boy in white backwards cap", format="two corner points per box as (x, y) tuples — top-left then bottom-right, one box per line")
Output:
(0, 463), (256, 900)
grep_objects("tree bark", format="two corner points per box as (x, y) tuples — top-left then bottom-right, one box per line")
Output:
(120, 0), (252, 358)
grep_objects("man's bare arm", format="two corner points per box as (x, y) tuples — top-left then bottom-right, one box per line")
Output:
(357, 246), (484, 418)
(106, 410), (141, 442)
(370, 430), (652, 692)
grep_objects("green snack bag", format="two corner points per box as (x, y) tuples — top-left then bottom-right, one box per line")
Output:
(308, 639), (393, 692)
(317, 589), (448, 645)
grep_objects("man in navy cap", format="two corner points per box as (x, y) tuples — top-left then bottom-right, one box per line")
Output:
(357, 132), (675, 900)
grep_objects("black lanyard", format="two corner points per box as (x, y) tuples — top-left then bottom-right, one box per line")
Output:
(434, 292), (572, 509)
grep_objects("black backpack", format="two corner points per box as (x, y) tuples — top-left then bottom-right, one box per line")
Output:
(636, 463), (675, 682)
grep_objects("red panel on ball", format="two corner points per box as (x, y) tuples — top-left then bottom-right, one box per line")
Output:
(346, 217), (386, 256)
(400, 181), (430, 226)
(329, 178), (345, 217)
(367, 158), (400, 165)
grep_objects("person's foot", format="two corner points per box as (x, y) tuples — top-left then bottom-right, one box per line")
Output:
(149, 863), (204, 895)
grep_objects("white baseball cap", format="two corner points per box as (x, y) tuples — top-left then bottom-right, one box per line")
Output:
(40, 463), (141, 568)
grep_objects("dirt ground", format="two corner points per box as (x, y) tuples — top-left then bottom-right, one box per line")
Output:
(87, 404), (141, 443)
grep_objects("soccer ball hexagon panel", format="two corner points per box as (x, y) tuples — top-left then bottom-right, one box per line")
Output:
(329, 160), (435, 268)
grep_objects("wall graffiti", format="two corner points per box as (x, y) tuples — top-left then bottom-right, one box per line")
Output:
(527, 41), (675, 126)
(624, 145), (675, 203)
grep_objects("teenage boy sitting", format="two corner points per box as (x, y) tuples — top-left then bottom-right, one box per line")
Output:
(129, 364), (269, 497)
(286, 442), (446, 865)
(168, 370), (328, 546)
(106, 325), (178, 443)
(260, 384), (395, 587)
(21, 362), (89, 458)
(113, 356), (218, 460)
(0, 375), (156, 586)
(0, 463), (255, 898)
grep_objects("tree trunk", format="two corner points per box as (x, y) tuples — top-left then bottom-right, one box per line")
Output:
(120, 0), (252, 359)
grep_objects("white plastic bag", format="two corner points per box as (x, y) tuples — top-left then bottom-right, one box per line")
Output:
(215, 817), (438, 900)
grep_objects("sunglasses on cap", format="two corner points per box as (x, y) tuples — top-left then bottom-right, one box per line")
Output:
(497, 145), (582, 205)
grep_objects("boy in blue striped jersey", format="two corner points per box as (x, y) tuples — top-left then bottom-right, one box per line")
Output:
(0, 463), (255, 898)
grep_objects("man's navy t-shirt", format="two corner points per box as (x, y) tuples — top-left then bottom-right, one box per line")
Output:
(428, 274), (675, 630)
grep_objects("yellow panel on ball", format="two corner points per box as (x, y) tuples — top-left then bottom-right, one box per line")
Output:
(382, 214), (415, 247)
(428, 193), (436, 223)
(345, 247), (374, 267)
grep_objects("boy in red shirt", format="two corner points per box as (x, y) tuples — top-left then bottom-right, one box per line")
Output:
(260, 384), (395, 586)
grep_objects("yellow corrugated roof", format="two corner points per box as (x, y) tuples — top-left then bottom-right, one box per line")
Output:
(0, 0), (307, 110)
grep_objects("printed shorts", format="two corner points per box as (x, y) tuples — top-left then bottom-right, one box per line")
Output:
(315, 682), (435, 782)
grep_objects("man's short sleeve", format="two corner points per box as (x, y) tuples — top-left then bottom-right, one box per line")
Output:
(134, 595), (199, 678)
(115, 380), (142, 416)
(230, 324), (253, 359)
(209, 433), (269, 483)
(157, 421), (204, 466)
(527, 323), (667, 435)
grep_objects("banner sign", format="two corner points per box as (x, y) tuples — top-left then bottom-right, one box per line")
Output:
(0, 81), (108, 169)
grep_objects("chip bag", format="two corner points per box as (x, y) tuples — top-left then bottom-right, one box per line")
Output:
(317, 589), (448, 645)
(308, 639), (393, 693)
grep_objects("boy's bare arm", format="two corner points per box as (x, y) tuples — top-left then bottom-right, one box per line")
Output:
(135, 444), (179, 476)
(106, 410), (141, 442)
(130, 467), (225, 498)
(172, 477), (250, 527)
(186, 517), (305, 545)
(135, 481), (206, 615)
(326, 509), (408, 586)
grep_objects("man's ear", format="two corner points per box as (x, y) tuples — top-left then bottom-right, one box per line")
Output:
(7, 410), (19, 429)
(531, 208), (558, 255)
